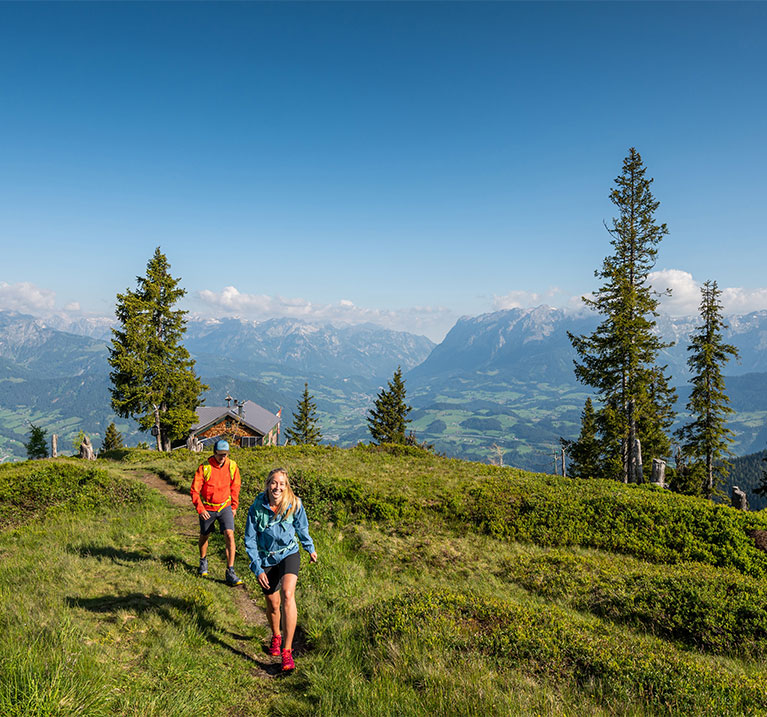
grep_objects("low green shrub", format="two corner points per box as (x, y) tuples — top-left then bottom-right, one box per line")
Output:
(107, 447), (767, 579)
(366, 589), (767, 716)
(445, 474), (767, 577)
(0, 460), (150, 528)
(501, 550), (767, 658)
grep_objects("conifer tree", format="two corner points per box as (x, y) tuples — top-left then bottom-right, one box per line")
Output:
(367, 366), (412, 444)
(568, 148), (676, 482)
(108, 248), (207, 452)
(567, 398), (601, 478)
(755, 456), (767, 499)
(25, 423), (48, 460)
(285, 383), (322, 445)
(675, 280), (739, 498)
(101, 422), (124, 453)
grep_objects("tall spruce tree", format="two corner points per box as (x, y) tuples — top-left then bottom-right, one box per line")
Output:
(675, 280), (739, 498)
(25, 423), (48, 460)
(568, 148), (676, 482)
(108, 248), (207, 452)
(101, 422), (124, 453)
(367, 366), (412, 444)
(285, 383), (322, 445)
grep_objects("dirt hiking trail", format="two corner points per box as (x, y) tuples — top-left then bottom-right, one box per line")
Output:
(130, 470), (296, 679)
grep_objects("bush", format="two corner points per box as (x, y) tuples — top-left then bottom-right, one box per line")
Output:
(366, 589), (767, 716)
(0, 460), (150, 528)
(443, 473), (767, 577)
(500, 550), (767, 658)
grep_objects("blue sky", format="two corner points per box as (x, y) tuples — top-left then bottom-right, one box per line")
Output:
(1, 2), (765, 341)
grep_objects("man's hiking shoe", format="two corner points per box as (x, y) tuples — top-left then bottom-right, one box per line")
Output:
(225, 567), (243, 586)
(198, 558), (208, 577)
(269, 634), (282, 656)
(281, 648), (295, 671)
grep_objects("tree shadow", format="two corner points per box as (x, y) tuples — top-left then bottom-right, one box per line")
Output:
(66, 592), (271, 668)
(68, 544), (198, 574)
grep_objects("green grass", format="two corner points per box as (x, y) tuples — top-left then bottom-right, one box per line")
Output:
(4, 448), (767, 716)
(0, 467), (275, 716)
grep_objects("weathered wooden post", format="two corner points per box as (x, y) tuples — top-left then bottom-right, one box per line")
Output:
(731, 485), (749, 511)
(51, 434), (58, 458)
(79, 434), (96, 460)
(650, 458), (666, 487)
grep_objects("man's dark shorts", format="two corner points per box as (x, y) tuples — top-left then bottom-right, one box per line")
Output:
(261, 551), (300, 595)
(199, 504), (235, 535)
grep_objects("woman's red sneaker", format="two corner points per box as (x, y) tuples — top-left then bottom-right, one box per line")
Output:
(281, 648), (295, 671)
(269, 634), (282, 656)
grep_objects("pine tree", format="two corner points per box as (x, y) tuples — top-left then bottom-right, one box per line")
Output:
(675, 280), (739, 498)
(25, 423), (48, 460)
(367, 366), (412, 444)
(755, 456), (767, 499)
(108, 248), (207, 452)
(101, 422), (124, 453)
(285, 383), (322, 445)
(567, 398), (601, 478)
(568, 148), (676, 482)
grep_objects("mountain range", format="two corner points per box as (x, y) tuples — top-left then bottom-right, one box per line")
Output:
(1, 307), (766, 483)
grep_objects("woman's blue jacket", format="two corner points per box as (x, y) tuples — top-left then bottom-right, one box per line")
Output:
(243, 491), (315, 576)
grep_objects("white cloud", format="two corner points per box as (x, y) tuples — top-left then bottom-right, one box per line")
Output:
(0, 281), (56, 312)
(719, 286), (767, 315)
(649, 269), (767, 316)
(196, 286), (456, 341)
(64, 301), (81, 312)
(648, 269), (702, 316)
(493, 287), (563, 311)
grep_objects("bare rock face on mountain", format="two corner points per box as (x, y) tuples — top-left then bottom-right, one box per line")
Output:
(183, 317), (435, 379)
(79, 435), (96, 461)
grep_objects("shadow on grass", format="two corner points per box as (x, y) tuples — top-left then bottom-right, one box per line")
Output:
(68, 544), (198, 573)
(66, 592), (275, 669)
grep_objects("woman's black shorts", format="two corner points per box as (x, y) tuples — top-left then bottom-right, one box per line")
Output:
(261, 551), (300, 595)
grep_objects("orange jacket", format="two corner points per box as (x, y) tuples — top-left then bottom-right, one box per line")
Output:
(190, 456), (241, 514)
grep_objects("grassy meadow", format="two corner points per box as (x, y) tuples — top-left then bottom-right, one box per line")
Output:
(2, 446), (767, 715)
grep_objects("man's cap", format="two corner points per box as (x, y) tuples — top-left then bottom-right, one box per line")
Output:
(214, 440), (230, 452)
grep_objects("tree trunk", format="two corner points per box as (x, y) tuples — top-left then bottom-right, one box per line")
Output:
(153, 405), (162, 452)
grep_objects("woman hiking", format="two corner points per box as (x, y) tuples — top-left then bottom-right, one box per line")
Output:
(243, 468), (318, 672)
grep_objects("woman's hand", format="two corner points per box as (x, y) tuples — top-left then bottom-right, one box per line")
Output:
(309, 552), (318, 563)
(258, 571), (270, 590)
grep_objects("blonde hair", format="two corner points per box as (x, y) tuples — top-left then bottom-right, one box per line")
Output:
(264, 468), (301, 519)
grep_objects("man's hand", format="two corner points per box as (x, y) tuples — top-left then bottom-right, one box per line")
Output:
(232, 508), (237, 518)
(258, 571), (270, 590)
(309, 552), (318, 563)
(200, 509), (211, 520)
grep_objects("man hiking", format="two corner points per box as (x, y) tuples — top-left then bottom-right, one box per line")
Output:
(190, 439), (244, 586)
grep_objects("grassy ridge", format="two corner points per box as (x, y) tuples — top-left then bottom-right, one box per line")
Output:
(367, 590), (766, 716)
(147, 445), (767, 580)
(499, 550), (767, 659)
(0, 460), (274, 716)
(4, 447), (767, 715)
(0, 459), (148, 528)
